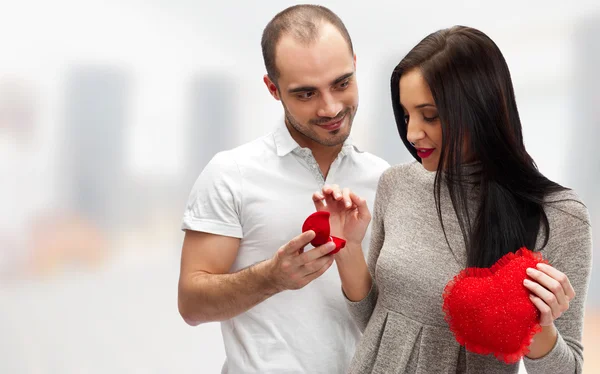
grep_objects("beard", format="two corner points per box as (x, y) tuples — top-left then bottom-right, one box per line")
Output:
(282, 103), (355, 147)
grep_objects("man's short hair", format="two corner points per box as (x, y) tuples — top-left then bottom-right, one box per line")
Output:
(261, 5), (354, 85)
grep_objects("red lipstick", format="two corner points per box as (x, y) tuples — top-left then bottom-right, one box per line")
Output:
(417, 148), (435, 158)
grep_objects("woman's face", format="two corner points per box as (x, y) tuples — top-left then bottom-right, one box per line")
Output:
(400, 69), (442, 171)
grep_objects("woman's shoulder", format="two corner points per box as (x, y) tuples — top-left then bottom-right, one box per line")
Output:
(379, 161), (434, 186)
(544, 188), (591, 226)
(540, 188), (592, 275)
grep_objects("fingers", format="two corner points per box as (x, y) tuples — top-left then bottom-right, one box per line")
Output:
(323, 184), (343, 202)
(273, 232), (334, 291)
(280, 230), (316, 256)
(312, 191), (327, 210)
(321, 184), (362, 211)
(524, 265), (573, 323)
(342, 188), (352, 208)
(526, 267), (569, 309)
(302, 254), (335, 282)
(529, 294), (554, 326)
(298, 240), (336, 265)
(312, 190), (325, 202)
(349, 191), (371, 220)
(536, 263), (576, 301)
(523, 278), (563, 320)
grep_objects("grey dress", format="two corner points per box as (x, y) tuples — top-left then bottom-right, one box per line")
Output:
(346, 161), (592, 374)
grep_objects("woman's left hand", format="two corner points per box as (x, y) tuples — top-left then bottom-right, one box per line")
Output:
(524, 263), (576, 326)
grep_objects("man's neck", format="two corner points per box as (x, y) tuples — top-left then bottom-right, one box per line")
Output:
(286, 122), (344, 179)
(312, 144), (343, 178)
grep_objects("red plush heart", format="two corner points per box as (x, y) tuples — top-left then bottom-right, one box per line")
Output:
(301, 211), (346, 254)
(442, 247), (548, 363)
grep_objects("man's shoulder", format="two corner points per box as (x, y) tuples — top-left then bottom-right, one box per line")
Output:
(212, 132), (276, 166)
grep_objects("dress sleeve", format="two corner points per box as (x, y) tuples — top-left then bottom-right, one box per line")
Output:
(345, 169), (391, 331)
(523, 193), (592, 374)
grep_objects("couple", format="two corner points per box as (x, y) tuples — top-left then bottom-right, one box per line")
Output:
(177, 4), (591, 374)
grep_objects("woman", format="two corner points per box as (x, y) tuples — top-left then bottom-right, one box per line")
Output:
(313, 26), (592, 373)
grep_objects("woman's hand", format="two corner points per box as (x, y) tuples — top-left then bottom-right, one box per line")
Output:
(312, 184), (373, 302)
(524, 263), (575, 326)
(311, 184), (371, 247)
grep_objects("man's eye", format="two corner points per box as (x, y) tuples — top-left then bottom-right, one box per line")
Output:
(297, 92), (315, 100)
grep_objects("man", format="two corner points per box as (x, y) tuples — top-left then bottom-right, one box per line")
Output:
(178, 5), (389, 373)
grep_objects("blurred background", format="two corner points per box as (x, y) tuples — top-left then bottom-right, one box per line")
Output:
(0, 0), (598, 373)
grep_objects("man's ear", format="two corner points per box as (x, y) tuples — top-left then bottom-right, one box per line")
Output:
(263, 75), (280, 101)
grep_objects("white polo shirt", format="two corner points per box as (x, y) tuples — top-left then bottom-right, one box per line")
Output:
(182, 121), (389, 374)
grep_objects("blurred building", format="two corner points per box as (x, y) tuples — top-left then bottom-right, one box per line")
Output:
(183, 72), (239, 192)
(63, 66), (130, 233)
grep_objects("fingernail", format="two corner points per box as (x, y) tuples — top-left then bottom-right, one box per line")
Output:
(523, 279), (531, 285)
(327, 242), (336, 249)
(526, 268), (535, 275)
(345, 200), (351, 207)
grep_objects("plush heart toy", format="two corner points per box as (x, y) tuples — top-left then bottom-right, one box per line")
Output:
(301, 211), (346, 254)
(442, 247), (548, 364)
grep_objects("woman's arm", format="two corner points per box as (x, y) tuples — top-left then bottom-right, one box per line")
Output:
(312, 172), (390, 331)
(523, 196), (592, 374)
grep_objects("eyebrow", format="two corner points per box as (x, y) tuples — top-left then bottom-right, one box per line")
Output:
(400, 103), (436, 112)
(288, 72), (354, 94)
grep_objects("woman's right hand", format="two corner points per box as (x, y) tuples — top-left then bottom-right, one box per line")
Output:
(312, 185), (373, 301)
(311, 184), (371, 248)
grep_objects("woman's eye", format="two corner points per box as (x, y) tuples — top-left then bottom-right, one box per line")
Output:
(423, 115), (439, 122)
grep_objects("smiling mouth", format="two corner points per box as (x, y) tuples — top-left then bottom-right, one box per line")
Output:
(416, 148), (435, 159)
(318, 113), (346, 131)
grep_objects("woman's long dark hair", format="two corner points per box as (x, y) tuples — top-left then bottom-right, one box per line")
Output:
(391, 26), (567, 268)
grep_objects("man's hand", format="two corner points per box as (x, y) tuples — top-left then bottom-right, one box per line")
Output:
(265, 230), (336, 292)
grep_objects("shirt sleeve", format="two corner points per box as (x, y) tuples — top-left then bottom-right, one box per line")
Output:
(523, 192), (593, 374)
(181, 151), (243, 238)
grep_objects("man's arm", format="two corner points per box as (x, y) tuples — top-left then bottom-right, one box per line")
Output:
(177, 229), (335, 326)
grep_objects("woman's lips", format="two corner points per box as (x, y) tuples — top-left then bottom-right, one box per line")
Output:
(417, 148), (435, 158)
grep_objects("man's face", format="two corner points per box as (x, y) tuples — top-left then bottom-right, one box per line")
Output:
(264, 23), (358, 148)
